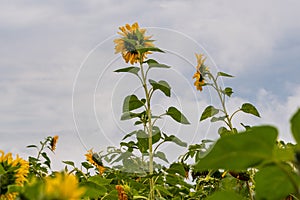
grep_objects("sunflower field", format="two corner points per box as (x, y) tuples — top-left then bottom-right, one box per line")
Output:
(1, 23), (300, 200)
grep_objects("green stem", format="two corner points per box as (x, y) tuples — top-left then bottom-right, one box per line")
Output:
(139, 56), (155, 200)
(209, 73), (234, 131)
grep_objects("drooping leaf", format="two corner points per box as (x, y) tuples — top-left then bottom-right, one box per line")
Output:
(291, 108), (300, 145)
(223, 87), (233, 97)
(217, 72), (234, 78)
(114, 66), (140, 76)
(62, 160), (75, 167)
(255, 165), (297, 200)
(145, 59), (170, 69)
(200, 105), (219, 121)
(194, 126), (278, 171)
(26, 145), (38, 149)
(154, 151), (169, 163)
(166, 107), (190, 124)
(137, 47), (165, 54)
(81, 161), (93, 170)
(149, 79), (171, 97)
(136, 127), (161, 153)
(240, 103), (260, 117)
(122, 130), (138, 140)
(122, 95), (144, 112)
(163, 134), (187, 147)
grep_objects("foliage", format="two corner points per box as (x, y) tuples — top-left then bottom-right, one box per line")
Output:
(1, 22), (300, 200)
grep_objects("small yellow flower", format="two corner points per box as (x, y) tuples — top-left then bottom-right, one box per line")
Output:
(0, 150), (29, 199)
(85, 149), (106, 175)
(50, 135), (59, 151)
(114, 22), (154, 64)
(44, 172), (85, 200)
(193, 53), (209, 91)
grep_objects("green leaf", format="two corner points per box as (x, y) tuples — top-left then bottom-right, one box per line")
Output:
(88, 176), (112, 185)
(137, 47), (165, 54)
(240, 103), (260, 117)
(291, 109), (300, 145)
(136, 127), (161, 153)
(255, 165), (297, 200)
(26, 145), (38, 149)
(121, 111), (142, 120)
(81, 161), (93, 170)
(167, 163), (186, 177)
(8, 185), (22, 193)
(62, 160), (75, 167)
(80, 181), (107, 198)
(114, 66), (140, 76)
(154, 151), (169, 163)
(123, 95), (144, 112)
(217, 72), (234, 78)
(206, 190), (244, 200)
(166, 107), (190, 124)
(200, 105), (219, 121)
(211, 116), (227, 122)
(223, 87), (233, 97)
(149, 79), (171, 97)
(122, 130), (137, 140)
(155, 185), (173, 196)
(163, 134), (187, 147)
(145, 59), (170, 69)
(194, 126), (278, 171)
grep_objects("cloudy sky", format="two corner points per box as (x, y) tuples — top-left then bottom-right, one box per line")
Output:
(1, 0), (300, 170)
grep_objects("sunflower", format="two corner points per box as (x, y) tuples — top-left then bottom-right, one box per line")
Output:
(0, 150), (29, 200)
(50, 135), (59, 151)
(44, 172), (85, 200)
(114, 22), (154, 64)
(193, 53), (209, 91)
(85, 149), (105, 175)
(116, 185), (128, 200)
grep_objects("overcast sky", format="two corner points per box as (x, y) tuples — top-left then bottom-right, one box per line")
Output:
(1, 0), (300, 170)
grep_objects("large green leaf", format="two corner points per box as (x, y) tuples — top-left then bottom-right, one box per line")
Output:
(120, 111), (143, 120)
(166, 107), (190, 124)
(240, 103), (260, 117)
(255, 165), (297, 200)
(200, 105), (219, 121)
(291, 108), (300, 145)
(136, 127), (161, 153)
(145, 59), (170, 69)
(194, 126), (278, 170)
(114, 66), (140, 76)
(149, 79), (171, 97)
(122, 95), (144, 112)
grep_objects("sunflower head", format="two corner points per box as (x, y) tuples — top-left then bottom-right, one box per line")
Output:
(85, 149), (105, 175)
(0, 150), (29, 199)
(50, 135), (59, 151)
(193, 53), (209, 91)
(44, 172), (85, 200)
(114, 22), (154, 64)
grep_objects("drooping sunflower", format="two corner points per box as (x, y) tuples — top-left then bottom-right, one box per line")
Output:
(0, 150), (29, 200)
(85, 149), (105, 175)
(116, 185), (128, 200)
(193, 53), (209, 91)
(44, 172), (85, 200)
(114, 22), (154, 64)
(50, 135), (59, 151)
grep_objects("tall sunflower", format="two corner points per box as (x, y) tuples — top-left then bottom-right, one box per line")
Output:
(85, 149), (105, 175)
(114, 22), (154, 64)
(0, 150), (29, 200)
(44, 172), (85, 200)
(193, 53), (209, 91)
